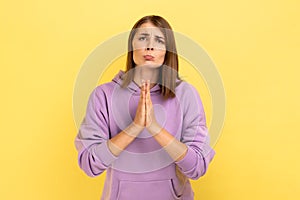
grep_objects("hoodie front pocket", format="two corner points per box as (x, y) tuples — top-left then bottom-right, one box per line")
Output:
(116, 179), (181, 200)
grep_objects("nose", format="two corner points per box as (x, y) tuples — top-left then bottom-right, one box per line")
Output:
(145, 37), (154, 51)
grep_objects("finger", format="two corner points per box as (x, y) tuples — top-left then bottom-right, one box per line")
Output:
(143, 82), (147, 125)
(139, 89), (144, 110)
(147, 79), (150, 91)
(143, 82), (147, 103)
(144, 80), (147, 100)
(144, 81), (148, 107)
(139, 81), (143, 102)
(144, 80), (147, 98)
(141, 79), (145, 93)
(145, 81), (151, 123)
(142, 81), (147, 101)
(146, 80), (151, 104)
(142, 82), (145, 104)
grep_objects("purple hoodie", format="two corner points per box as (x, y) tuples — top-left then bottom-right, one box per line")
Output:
(74, 69), (216, 200)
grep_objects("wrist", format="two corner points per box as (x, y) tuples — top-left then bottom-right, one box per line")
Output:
(124, 122), (144, 137)
(164, 139), (188, 161)
(147, 121), (163, 136)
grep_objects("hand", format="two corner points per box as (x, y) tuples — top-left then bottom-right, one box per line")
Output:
(133, 80), (147, 127)
(133, 79), (162, 135)
(144, 80), (162, 135)
(144, 80), (157, 127)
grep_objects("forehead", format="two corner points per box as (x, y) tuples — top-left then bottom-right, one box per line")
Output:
(135, 22), (165, 38)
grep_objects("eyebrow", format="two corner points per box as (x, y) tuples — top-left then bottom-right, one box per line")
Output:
(139, 33), (165, 40)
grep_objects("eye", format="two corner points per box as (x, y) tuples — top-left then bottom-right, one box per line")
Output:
(138, 37), (146, 41)
(156, 39), (165, 44)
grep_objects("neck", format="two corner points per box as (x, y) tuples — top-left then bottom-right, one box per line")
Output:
(133, 66), (160, 88)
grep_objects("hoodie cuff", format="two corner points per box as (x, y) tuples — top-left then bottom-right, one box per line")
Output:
(94, 141), (118, 167)
(174, 146), (196, 172)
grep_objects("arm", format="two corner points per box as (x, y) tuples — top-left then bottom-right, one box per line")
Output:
(148, 84), (215, 180)
(174, 84), (216, 180)
(74, 87), (143, 177)
(147, 122), (188, 162)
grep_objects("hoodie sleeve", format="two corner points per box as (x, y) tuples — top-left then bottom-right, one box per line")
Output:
(174, 83), (216, 180)
(74, 86), (118, 177)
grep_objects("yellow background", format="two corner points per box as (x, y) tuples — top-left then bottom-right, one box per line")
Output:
(1, 0), (299, 199)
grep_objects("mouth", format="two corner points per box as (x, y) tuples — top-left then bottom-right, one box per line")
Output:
(143, 55), (155, 61)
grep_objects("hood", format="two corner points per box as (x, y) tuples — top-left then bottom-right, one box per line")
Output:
(112, 69), (182, 96)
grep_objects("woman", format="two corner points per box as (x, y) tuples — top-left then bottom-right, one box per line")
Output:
(74, 15), (215, 200)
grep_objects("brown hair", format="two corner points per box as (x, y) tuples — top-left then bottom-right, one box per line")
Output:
(120, 15), (183, 99)
(122, 15), (188, 187)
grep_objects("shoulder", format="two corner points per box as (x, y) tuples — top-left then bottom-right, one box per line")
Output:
(175, 80), (205, 111)
(92, 81), (118, 96)
(87, 81), (119, 105)
(176, 80), (201, 100)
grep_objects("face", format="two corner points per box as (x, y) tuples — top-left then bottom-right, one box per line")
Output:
(132, 22), (167, 68)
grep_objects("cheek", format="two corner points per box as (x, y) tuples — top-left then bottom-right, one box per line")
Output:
(132, 50), (142, 64)
(157, 51), (166, 62)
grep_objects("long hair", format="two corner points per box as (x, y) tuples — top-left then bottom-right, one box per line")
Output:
(122, 15), (188, 187)
(120, 15), (183, 99)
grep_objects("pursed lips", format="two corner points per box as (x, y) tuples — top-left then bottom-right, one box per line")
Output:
(144, 55), (154, 60)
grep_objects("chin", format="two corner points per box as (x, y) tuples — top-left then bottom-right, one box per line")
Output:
(142, 62), (163, 68)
